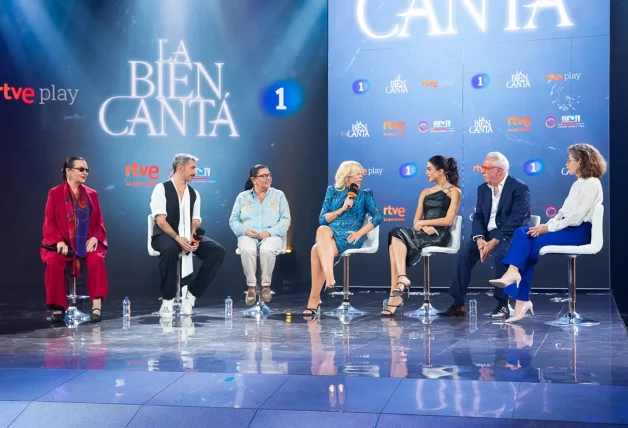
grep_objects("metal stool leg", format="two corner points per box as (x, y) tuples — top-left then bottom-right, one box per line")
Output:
(325, 256), (366, 317)
(546, 256), (599, 326)
(406, 256), (439, 321)
(66, 277), (90, 325)
(242, 255), (280, 317)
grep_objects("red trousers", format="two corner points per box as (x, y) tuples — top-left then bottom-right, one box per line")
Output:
(44, 247), (108, 310)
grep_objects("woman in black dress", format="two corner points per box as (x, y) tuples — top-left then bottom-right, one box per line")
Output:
(382, 155), (461, 317)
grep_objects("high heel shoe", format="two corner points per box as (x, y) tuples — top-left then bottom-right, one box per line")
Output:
(322, 281), (336, 294)
(381, 295), (404, 317)
(391, 275), (411, 297)
(304, 301), (322, 317)
(505, 301), (534, 323)
(489, 271), (521, 289)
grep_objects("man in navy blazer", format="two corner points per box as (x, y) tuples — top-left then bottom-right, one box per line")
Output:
(439, 152), (531, 318)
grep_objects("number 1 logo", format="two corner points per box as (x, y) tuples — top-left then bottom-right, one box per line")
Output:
(471, 73), (490, 89)
(261, 80), (304, 117)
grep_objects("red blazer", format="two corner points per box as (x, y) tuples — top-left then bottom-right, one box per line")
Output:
(40, 183), (108, 262)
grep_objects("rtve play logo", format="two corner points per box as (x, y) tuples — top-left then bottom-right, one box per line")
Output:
(0, 83), (79, 105)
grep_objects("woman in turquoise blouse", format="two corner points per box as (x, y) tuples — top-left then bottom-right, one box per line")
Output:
(304, 161), (383, 315)
(229, 165), (291, 305)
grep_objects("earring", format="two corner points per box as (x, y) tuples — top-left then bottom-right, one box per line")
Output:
(68, 176), (72, 181)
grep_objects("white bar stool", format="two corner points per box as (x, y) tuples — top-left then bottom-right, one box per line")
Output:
(326, 216), (380, 318)
(406, 216), (462, 321)
(540, 204), (604, 326)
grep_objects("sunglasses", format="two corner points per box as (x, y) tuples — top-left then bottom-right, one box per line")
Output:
(72, 167), (90, 173)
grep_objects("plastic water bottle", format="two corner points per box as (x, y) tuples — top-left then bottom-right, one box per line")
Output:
(225, 296), (233, 317)
(123, 296), (131, 318)
(468, 297), (477, 318)
(383, 296), (389, 311)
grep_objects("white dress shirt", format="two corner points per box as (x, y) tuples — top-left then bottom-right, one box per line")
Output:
(150, 179), (202, 278)
(487, 175), (508, 231)
(546, 177), (602, 232)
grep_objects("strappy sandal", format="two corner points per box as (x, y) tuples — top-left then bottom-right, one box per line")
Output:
(261, 286), (272, 303)
(381, 296), (404, 317)
(304, 302), (322, 318)
(391, 274), (411, 297)
(47, 310), (65, 324)
(245, 287), (256, 306)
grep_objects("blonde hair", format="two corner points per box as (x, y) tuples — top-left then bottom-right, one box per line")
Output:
(334, 160), (364, 190)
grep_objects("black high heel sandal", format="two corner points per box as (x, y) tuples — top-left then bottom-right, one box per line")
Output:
(304, 302), (322, 317)
(322, 282), (336, 294)
(391, 274), (411, 297)
(90, 308), (102, 323)
(381, 296), (404, 317)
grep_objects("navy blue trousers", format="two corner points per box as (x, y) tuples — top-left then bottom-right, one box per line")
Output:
(502, 224), (592, 302)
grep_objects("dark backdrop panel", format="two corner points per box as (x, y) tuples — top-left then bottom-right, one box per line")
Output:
(329, 0), (610, 290)
(0, 0), (328, 302)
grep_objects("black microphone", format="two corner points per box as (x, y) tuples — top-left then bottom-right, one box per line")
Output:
(41, 244), (75, 257)
(186, 227), (205, 255)
(347, 183), (359, 210)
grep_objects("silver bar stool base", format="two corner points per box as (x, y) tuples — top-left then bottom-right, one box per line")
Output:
(405, 303), (439, 318)
(65, 306), (90, 323)
(545, 311), (599, 327)
(550, 296), (570, 303)
(325, 302), (366, 317)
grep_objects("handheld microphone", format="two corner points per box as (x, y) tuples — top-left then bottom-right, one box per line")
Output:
(186, 227), (205, 254)
(41, 244), (75, 257)
(347, 183), (359, 210)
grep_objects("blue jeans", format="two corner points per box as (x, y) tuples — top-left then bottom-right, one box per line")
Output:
(502, 223), (592, 301)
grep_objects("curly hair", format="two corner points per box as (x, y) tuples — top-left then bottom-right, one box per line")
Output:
(569, 144), (607, 179)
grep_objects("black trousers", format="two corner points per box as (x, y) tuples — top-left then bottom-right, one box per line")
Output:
(151, 234), (226, 300)
(449, 230), (511, 307)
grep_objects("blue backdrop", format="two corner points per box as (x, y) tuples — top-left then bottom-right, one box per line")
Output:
(328, 0), (610, 290)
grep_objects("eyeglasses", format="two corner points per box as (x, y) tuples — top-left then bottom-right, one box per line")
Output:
(566, 159), (576, 163)
(73, 167), (90, 173)
(256, 173), (272, 179)
(479, 165), (499, 173)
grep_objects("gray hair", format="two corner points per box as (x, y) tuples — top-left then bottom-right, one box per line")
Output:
(172, 153), (198, 171)
(486, 151), (509, 174)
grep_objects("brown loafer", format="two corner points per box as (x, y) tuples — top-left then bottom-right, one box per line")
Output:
(246, 287), (256, 306)
(261, 286), (272, 303)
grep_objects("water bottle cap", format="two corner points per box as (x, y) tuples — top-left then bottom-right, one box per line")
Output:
(227, 296), (231, 298)
(124, 296), (129, 300)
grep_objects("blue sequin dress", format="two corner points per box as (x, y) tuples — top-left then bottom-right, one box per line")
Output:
(318, 186), (383, 254)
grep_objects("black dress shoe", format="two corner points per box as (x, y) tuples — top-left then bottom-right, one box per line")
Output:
(488, 306), (509, 319)
(437, 304), (467, 317)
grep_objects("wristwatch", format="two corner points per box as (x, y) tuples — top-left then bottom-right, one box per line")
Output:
(473, 235), (485, 242)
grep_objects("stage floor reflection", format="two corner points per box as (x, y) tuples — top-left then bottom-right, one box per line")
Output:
(1, 292), (627, 427)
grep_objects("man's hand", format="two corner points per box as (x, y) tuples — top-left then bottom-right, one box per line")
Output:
(480, 238), (499, 262)
(175, 236), (194, 253)
(86, 237), (98, 252)
(245, 229), (259, 239)
(476, 238), (487, 251)
(258, 231), (271, 240)
(527, 225), (549, 238)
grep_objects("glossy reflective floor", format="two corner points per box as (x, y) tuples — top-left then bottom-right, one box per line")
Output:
(1, 292), (627, 427)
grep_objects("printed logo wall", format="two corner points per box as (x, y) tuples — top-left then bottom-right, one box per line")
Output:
(329, 0), (610, 289)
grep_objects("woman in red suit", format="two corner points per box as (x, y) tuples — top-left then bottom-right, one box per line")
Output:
(40, 156), (108, 323)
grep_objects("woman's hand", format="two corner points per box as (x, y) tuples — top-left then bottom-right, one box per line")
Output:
(422, 226), (439, 236)
(245, 229), (259, 238)
(413, 220), (425, 230)
(340, 196), (354, 213)
(257, 231), (271, 240)
(56, 242), (69, 256)
(86, 237), (98, 252)
(527, 225), (549, 238)
(347, 230), (362, 244)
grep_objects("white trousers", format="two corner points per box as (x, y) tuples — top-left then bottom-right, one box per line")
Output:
(238, 236), (284, 287)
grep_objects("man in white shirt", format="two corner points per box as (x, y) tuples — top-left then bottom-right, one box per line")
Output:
(439, 152), (531, 319)
(150, 153), (225, 317)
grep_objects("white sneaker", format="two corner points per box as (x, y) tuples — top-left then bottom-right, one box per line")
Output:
(181, 285), (196, 315)
(159, 298), (174, 318)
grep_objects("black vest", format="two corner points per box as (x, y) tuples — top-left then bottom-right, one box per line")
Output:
(153, 180), (197, 237)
